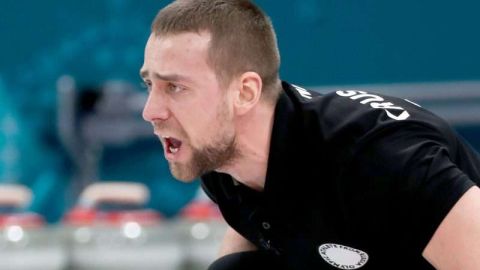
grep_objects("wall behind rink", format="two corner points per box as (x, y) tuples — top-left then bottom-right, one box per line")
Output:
(1, 0), (479, 85)
(0, 0), (479, 222)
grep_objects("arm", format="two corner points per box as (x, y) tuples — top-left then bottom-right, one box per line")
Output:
(218, 225), (257, 257)
(423, 185), (480, 270)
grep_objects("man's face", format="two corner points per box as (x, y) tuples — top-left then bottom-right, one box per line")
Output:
(141, 32), (238, 181)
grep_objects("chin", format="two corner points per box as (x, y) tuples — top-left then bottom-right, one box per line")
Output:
(169, 163), (200, 182)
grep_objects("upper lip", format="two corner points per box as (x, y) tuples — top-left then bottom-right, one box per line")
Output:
(154, 132), (180, 142)
(155, 133), (173, 139)
(153, 130), (166, 137)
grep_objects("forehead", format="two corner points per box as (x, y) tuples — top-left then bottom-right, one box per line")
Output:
(142, 32), (212, 77)
(146, 31), (211, 54)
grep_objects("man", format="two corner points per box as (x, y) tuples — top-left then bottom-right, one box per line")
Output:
(140, 0), (480, 269)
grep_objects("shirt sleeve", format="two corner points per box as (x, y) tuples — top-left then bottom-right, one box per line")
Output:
(349, 122), (477, 253)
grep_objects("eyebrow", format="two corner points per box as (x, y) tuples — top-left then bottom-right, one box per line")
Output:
(139, 69), (192, 84)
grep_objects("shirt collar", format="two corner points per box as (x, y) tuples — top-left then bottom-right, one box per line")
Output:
(263, 81), (302, 201)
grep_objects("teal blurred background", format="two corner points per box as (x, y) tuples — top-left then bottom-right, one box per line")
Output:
(0, 0), (479, 222)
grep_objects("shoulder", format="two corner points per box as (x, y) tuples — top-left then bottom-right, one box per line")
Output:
(284, 82), (455, 148)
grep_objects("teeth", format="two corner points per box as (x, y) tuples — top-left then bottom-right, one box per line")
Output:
(169, 146), (179, 154)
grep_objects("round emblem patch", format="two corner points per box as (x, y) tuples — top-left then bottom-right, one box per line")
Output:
(318, 243), (369, 269)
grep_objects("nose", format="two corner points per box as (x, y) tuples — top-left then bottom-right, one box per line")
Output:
(142, 91), (170, 122)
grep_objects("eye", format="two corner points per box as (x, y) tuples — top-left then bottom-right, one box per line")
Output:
(167, 83), (185, 94)
(141, 81), (152, 92)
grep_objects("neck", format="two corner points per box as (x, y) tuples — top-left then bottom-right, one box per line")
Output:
(216, 100), (276, 191)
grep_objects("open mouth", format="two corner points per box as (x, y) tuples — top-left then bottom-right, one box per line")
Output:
(163, 136), (182, 154)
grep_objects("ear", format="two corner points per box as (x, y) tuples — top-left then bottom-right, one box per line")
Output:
(233, 72), (263, 116)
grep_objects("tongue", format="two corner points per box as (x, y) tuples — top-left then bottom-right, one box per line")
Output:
(169, 138), (182, 148)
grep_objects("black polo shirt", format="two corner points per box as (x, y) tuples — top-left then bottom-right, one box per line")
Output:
(201, 81), (480, 269)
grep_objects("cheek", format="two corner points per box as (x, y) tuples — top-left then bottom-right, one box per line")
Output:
(177, 105), (220, 144)
(174, 92), (232, 145)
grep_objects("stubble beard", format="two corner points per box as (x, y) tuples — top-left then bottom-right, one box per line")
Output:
(169, 130), (238, 181)
(169, 98), (239, 182)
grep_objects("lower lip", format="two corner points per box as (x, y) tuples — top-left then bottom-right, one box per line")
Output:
(164, 145), (181, 161)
